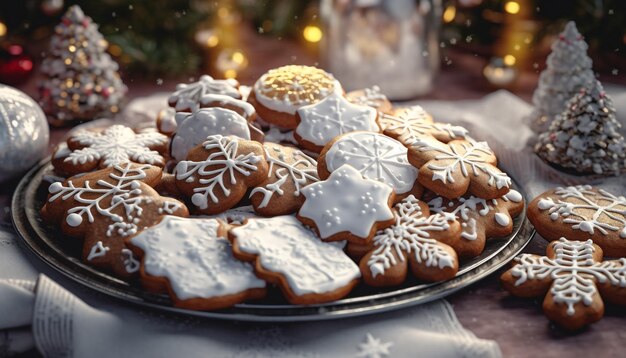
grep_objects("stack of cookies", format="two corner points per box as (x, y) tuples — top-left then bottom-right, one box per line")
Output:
(43, 65), (524, 310)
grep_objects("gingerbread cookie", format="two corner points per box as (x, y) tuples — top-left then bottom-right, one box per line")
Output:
(297, 164), (395, 244)
(408, 137), (511, 200)
(128, 216), (266, 310)
(228, 215), (361, 305)
(206, 205), (258, 225)
(360, 195), (461, 286)
(318, 131), (421, 200)
(174, 135), (268, 215)
(53, 125), (169, 176)
(168, 75), (241, 112)
(345, 86), (393, 115)
(170, 108), (252, 162)
(41, 163), (189, 278)
(249, 143), (319, 216)
(248, 65), (339, 129)
(528, 185), (626, 257)
(295, 92), (379, 153)
(501, 238), (626, 330)
(379, 106), (468, 146)
(198, 94), (265, 142)
(427, 189), (525, 258)
(156, 107), (177, 136)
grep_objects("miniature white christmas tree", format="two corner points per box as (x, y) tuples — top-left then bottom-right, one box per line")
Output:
(528, 22), (596, 132)
(535, 79), (626, 176)
(39, 5), (127, 126)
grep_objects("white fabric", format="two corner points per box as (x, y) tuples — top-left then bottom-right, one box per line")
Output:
(0, 228), (500, 358)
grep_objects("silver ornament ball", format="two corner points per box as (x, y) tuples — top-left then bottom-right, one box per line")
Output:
(0, 84), (49, 182)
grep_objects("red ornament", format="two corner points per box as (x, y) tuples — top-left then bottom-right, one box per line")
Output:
(0, 45), (34, 85)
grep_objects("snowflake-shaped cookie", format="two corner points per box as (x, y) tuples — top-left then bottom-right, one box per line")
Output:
(529, 185), (626, 257)
(297, 164), (395, 244)
(228, 215), (361, 304)
(174, 135), (268, 215)
(249, 143), (319, 215)
(57, 125), (168, 175)
(295, 92), (379, 151)
(409, 137), (511, 199)
(379, 106), (469, 146)
(42, 163), (188, 278)
(427, 189), (524, 258)
(501, 238), (626, 330)
(346, 86), (393, 114)
(320, 132), (420, 197)
(168, 75), (241, 112)
(129, 216), (266, 310)
(361, 195), (461, 286)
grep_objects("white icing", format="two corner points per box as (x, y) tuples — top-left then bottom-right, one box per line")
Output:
(121, 248), (140, 273)
(169, 75), (240, 112)
(175, 135), (262, 209)
(157, 108), (178, 134)
(64, 125), (168, 167)
(171, 108), (251, 162)
(230, 216), (360, 296)
(324, 132), (417, 194)
(158, 201), (182, 215)
(535, 185), (626, 238)
(53, 142), (71, 159)
(510, 238), (626, 316)
(428, 191), (520, 241)
(504, 189), (523, 203)
(87, 241), (110, 261)
(203, 205), (258, 225)
(295, 92), (378, 147)
(130, 216), (265, 300)
(367, 195), (456, 278)
(348, 86), (388, 109)
(199, 94), (256, 120)
(379, 106), (468, 145)
(299, 164), (394, 240)
(249, 144), (319, 208)
(48, 163), (148, 230)
(495, 213), (510, 226)
(263, 126), (297, 145)
(412, 138), (511, 189)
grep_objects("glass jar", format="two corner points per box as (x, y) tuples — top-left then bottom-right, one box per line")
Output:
(320, 0), (442, 100)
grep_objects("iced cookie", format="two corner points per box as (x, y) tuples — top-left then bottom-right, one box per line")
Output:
(198, 94), (265, 142)
(248, 65), (339, 129)
(295, 92), (379, 153)
(346, 86), (393, 115)
(297, 164), (395, 244)
(128, 216), (266, 310)
(249, 143), (319, 216)
(41, 163), (189, 278)
(156, 107), (177, 136)
(379, 106), (468, 146)
(53, 125), (169, 176)
(168, 75), (241, 112)
(408, 137), (511, 200)
(528, 185), (626, 257)
(360, 195), (461, 286)
(174, 135), (268, 215)
(170, 108), (252, 162)
(228, 215), (361, 305)
(427, 189), (525, 258)
(318, 131), (421, 201)
(501, 238), (626, 330)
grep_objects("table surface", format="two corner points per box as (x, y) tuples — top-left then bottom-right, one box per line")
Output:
(2, 41), (626, 357)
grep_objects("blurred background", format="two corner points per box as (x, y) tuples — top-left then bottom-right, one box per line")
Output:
(0, 0), (624, 99)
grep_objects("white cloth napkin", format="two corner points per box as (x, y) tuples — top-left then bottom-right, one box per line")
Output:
(0, 228), (501, 358)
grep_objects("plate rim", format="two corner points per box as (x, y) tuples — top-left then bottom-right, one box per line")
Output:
(12, 159), (533, 322)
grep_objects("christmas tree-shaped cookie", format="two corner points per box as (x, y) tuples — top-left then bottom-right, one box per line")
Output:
(39, 5), (127, 126)
(527, 22), (595, 132)
(535, 79), (626, 176)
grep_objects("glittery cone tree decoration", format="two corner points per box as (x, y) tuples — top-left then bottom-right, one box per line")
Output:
(535, 79), (626, 176)
(39, 5), (127, 126)
(527, 22), (595, 133)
